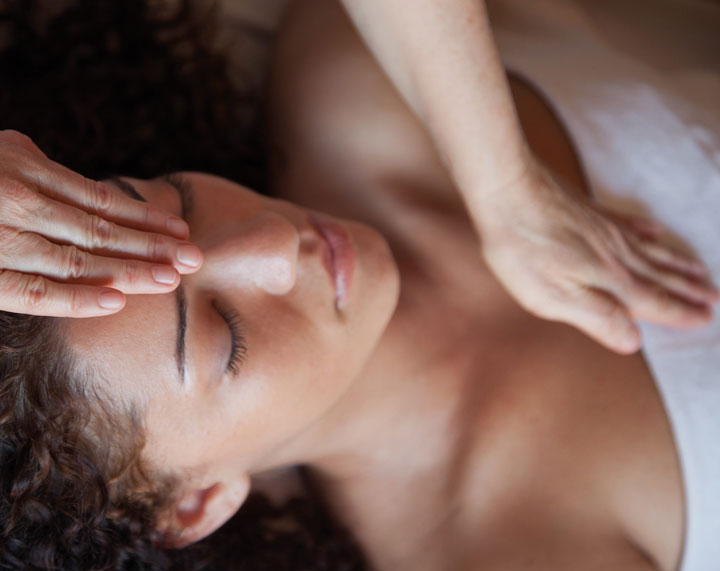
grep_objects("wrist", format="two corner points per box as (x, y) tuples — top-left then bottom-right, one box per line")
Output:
(461, 151), (542, 231)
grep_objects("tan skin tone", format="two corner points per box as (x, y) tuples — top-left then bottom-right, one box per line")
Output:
(340, 0), (717, 355)
(67, 173), (400, 543)
(68, 1), (685, 569)
(266, 1), (684, 570)
(0, 130), (202, 316)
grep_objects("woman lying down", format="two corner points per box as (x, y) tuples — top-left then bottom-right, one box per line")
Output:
(2, 0), (719, 569)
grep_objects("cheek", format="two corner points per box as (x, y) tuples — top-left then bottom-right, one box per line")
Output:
(247, 314), (347, 410)
(217, 318), (350, 453)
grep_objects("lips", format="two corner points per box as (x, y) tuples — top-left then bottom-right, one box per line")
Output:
(309, 213), (356, 310)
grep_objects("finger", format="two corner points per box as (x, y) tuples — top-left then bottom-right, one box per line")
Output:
(632, 238), (711, 278)
(0, 269), (126, 318)
(624, 279), (713, 329)
(17, 158), (190, 239)
(4, 234), (181, 294)
(10, 195), (203, 273)
(602, 209), (665, 239)
(549, 288), (642, 354)
(622, 243), (718, 305)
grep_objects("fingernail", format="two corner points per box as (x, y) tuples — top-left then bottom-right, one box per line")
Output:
(98, 291), (125, 310)
(167, 216), (190, 238)
(176, 244), (202, 267)
(152, 265), (177, 285)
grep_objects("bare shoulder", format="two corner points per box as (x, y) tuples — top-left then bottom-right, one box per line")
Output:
(265, 0), (457, 217)
(456, 335), (685, 571)
(265, 0), (591, 218)
(265, 5), (685, 568)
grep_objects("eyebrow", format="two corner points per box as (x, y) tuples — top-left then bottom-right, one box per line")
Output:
(108, 175), (192, 388)
(161, 174), (194, 386)
(108, 177), (147, 202)
(109, 174), (192, 219)
(175, 284), (188, 386)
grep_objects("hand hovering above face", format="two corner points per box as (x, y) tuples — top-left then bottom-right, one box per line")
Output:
(477, 160), (718, 354)
(0, 130), (203, 317)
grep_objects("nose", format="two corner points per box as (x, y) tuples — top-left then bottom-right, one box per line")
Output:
(197, 211), (300, 295)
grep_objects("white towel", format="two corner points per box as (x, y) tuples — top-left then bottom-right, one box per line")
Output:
(492, 1), (720, 568)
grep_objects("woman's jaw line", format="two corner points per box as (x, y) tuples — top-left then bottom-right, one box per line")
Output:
(247, 324), (437, 482)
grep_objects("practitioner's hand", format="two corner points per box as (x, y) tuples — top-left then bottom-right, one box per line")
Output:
(478, 161), (718, 354)
(0, 130), (203, 318)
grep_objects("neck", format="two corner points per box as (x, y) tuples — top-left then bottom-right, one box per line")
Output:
(275, 318), (467, 475)
(253, 222), (525, 485)
(261, 263), (491, 475)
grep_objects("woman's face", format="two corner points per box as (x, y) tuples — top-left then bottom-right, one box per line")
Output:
(67, 173), (399, 483)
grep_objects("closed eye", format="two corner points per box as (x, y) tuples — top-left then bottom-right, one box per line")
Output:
(213, 302), (248, 377)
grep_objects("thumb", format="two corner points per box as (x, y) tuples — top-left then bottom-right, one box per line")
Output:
(553, 288), (642, 354)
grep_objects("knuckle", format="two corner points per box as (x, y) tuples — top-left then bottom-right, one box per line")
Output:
(87, 215), (115, 249)
(85, 178), (115, 212)
(147, 232), (169, 260)
(140, 204), (158, 228)
(0, 130), (33, 146)
(1, 177), (36, 205)
(0, 225), (22, 263)
(62, 245), (89, 279)
(0, 131), (41, 157)
(141, 204), (154, 227)
(68, 287), (84, 313)
(19, 274), (49, 309)
(123, 260), (141, 286)
(0, 179), (53, 227)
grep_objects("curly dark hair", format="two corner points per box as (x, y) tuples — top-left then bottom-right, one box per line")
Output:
(0, 0), (368, 569)
(0, 313), (179, 570)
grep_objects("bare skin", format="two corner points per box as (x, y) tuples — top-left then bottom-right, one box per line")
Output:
(0, 130), (201, 316)
(338, 0), (717, 355)
(264, 1), (684, 569)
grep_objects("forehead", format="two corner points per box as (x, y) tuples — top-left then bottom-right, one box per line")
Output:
(65, 176), (186, 395)
(66, 291), (180, 410)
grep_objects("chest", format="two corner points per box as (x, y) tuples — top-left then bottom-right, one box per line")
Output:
(458, 528), (659, 571)
(331, 474), (660, 571)
(318, 319), (682, 571)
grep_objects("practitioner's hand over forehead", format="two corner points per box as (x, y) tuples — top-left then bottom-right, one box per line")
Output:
(0, 130), (203, 318)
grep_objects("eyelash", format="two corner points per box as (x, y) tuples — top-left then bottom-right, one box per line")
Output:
(215, 304), (248, 376)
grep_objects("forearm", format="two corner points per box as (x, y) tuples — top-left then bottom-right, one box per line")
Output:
(339, 0), (532, 222)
